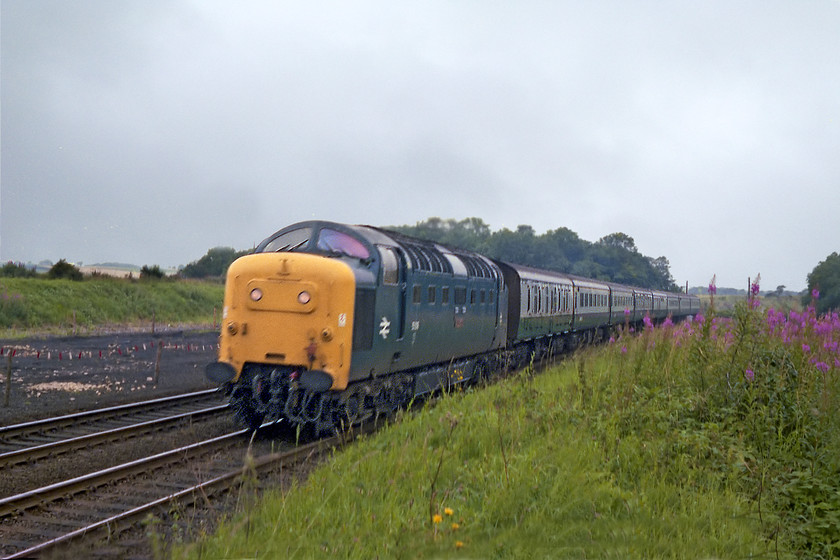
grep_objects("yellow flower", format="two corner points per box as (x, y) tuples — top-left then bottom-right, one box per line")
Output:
(451, 522), (460, 530)
(455, 541), (464, 549)
(444, 507), (454, 516)
(432, 514), (443, 524)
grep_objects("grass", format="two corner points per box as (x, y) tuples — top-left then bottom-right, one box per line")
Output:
(174, 296), (839, 559)
(0, 277), (224, 336)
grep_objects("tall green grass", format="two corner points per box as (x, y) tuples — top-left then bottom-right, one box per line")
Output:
(176, 296), (838, 558)
(0, 277), (224, 334)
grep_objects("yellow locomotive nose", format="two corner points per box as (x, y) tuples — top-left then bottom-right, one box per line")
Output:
(214, 252), (356, 391)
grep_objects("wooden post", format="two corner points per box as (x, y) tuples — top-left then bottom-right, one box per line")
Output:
(154, 340), (163, 386)
(152, 310), (156, 335)
(4, 350), (12, 408)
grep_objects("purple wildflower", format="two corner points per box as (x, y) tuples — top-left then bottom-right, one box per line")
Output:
(745, 369), (754, 382)
(802, 344), (811, 354)
(812, 288), (820, 300)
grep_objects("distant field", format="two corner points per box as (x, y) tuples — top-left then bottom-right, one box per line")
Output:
(78, 266), (138, 279)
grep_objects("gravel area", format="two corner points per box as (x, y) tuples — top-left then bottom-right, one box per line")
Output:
(0, 329), (221, 425)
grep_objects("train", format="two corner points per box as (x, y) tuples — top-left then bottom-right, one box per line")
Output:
(205, 220), (700, 432)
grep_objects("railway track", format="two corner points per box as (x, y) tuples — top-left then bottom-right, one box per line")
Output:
(0, 421), (373, 559)
(0, 389), (227, 468)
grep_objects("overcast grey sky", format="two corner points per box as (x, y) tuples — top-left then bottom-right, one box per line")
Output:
(2, 1), (838, 291)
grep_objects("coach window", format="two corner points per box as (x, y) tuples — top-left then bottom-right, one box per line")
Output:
(480, 289), (486, 304)
(470, 290), (477, 305)
(442, 287), (450, 305)
(428, 286), (436, 304)
(413, 285), (422, 304)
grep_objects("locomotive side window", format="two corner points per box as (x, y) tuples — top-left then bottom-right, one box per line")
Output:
(442, 287), (450, 305)
(379, 247), (399, 285)
(260, 227), (312, 253)
(428, 286), (436, 304)
(454, 287), (467, 305)
(413, 286), (422, 304)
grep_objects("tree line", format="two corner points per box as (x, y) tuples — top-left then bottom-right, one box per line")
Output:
(390, 217), (680, 291)
(5, 219), (837, 313)
(175, 218), (680, 291)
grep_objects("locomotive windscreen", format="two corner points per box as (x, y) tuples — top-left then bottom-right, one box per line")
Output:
(259, 226), (312, 253)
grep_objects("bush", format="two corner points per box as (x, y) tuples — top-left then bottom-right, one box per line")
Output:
(140, 265), (166, 280)
(47, 259), (83, 281)
(0, 262), (38, 278)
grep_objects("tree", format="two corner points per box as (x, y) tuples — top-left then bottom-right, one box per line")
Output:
(803, 252), (840, 314)
(597, 232), (638, 253)
(47, 259), (83, 281)
(180, 247), (248, 278)
(140, 265), (165, 280)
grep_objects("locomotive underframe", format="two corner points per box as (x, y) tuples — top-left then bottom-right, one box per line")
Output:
(224, 322), (624, 434)
(226, 354), (493, 434)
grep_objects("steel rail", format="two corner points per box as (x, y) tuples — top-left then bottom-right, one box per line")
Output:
(0, 429), (249, 518)
(0, 421), (380, 559)
(0, 388), (222, 440)
(1, 433), (334, 560)
(0, 403), (229, 468)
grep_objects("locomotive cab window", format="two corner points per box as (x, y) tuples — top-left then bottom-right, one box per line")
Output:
(316, 228), (371, 260)
(260, 226), (312, 253)
(428, 286), (436, 304)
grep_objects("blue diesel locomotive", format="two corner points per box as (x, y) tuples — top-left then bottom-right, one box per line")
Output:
(206, 220), (699, 431)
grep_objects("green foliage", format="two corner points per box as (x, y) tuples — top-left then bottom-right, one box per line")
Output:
(180, 247), (249, 278)
(804, 251), (840, 314)
(596, 300), (840, 557)
(140, 265), (166, 280)
(390, 217), (680, 291)
(0, 262), (38, 278)
(0, 277), (223, 331)
(47, 259), (83, 281)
